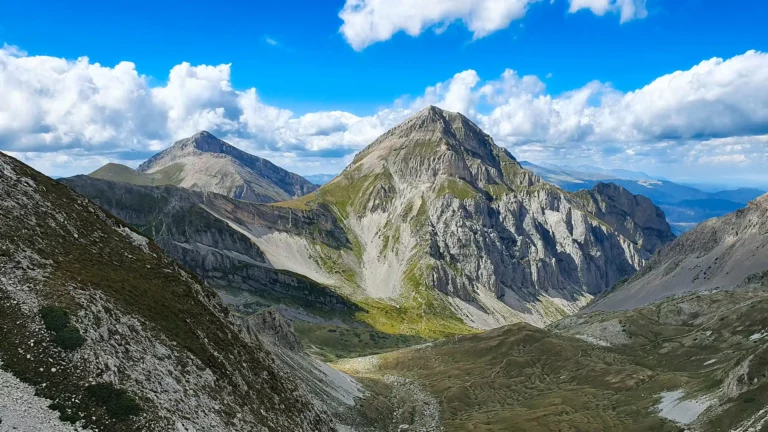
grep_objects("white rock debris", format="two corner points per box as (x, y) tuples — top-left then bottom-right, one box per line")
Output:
(656, 390), (712, 425)
(0, 361), (79, 432)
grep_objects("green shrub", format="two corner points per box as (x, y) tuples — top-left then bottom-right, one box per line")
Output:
(86, 383), (142, 420)
(54, 326), (85, 350)
(40, 306), (70, 332)
(39, 306), (85, 350)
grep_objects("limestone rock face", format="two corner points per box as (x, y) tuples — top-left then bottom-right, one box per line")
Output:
(67, 107), (675, 332)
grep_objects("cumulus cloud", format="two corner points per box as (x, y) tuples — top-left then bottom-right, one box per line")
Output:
(568, 0), (648, 23)
(339, 0), (542, 51)
(2, 44), (768, 185)
(0, 45), (408, 177)
(338, 0), (649, 51)
(475, 50), (768, 146)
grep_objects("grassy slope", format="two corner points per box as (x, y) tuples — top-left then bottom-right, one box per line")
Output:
(89, 163), (185, 187)
(340, 324), (685, 432)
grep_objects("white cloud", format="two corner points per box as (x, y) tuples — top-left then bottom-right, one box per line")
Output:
(2, 45), (768, 185)
(477, 50), (768, 146)
(568, 0), (648, 23)
(0, 45), (409, 176)
(339, 0), (542, 51)
(338, 0), (649, 51)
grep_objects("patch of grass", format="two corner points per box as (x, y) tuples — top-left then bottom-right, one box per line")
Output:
(436, 178), (479, 201)
(85, 383), (142, 420)
(352, 259), (475, 339)
(54, 326), (86, 350)
(294, 322), (425, 362)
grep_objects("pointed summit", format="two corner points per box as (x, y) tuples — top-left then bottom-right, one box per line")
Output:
(127, 132), (318, 202)
(345, 105), (519, 189)
(158, 130), (233, 156)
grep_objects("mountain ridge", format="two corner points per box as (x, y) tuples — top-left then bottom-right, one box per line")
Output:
(263, 106), (676, 330)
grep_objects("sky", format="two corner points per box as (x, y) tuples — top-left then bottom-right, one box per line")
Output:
(1, 0), (767, 187)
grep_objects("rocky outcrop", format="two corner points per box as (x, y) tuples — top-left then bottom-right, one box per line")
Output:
(242, 308), (303, 352)
(578, 182), (676, 256)
(92, 131), (318, 203)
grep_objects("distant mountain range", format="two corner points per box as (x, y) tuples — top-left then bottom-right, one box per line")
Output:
(521, 161), (766, 234)
(304, 173), (337, 185)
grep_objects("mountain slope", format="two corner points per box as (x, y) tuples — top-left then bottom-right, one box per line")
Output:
(92, 131), (318, 203)
(587, 193), (768, 312)
(61, 175), (426, 359)
(0, 152), (333, 431)
(268, 106), (674, 331)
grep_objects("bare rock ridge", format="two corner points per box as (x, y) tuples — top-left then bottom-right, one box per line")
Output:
(588, 192), (768, 312)
(92, 130), (318, 203)
(0, 152), (334, 431)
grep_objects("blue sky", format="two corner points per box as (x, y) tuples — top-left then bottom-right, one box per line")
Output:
(1, 0), (768, 187)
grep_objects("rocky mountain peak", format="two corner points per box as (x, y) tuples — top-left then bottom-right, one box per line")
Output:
(184, 130), (227, 152)
(131, 131), (318, 202)
(367, 106), (498, 162)
(345, 106), (521, 190)
(137, 131), (234, 170)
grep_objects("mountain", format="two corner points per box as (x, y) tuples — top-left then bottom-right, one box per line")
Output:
(712, 187), (768, 204)
(522, 160), (766, 234)
(264, 106), (673, 331)
(0, 152), (335, 431)
(329, 211), (768, 431)
(587, 193), (768, 312)
(90, 131), (318, 203)
(304, 173), (337, 185)
(535, 161), (655, 181)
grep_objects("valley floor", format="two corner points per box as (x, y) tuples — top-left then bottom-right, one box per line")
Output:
(319, 280), (768, 432)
